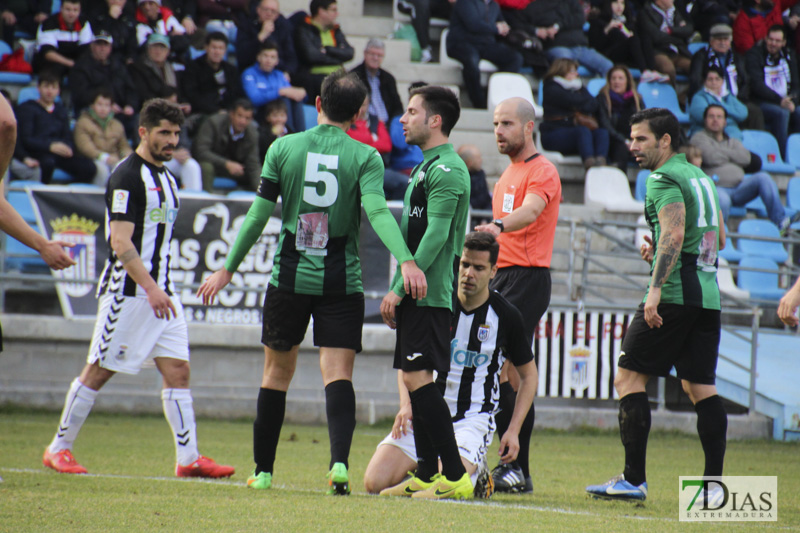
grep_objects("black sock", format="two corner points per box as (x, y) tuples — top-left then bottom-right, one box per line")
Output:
(619, 392), (650, 487)
(494, 382), (520, 470)
(409, 383), (466, 481)
(517, 400), (535, 478)
(253, 387), (285, 475)
(325, 379), (356, 470)
(695, 395), (727, 477)
(410, 395), (438, 483)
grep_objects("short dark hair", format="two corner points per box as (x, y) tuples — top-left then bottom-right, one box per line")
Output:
(703, 103), (727, 120)
(767, 24), (787, 40)
(629, 108), (680, 151)
(463, 231), (499, 266)
(258, 40), (279, 54)
(320, 70), (367, 123)
(37, 70), (61, 87)
(205, 31), (228, 46)
(408, 81), (428, 93)
(408, 85), (460, 136)
(310, 0), (336, 16)
(139, 98), (185, 130)
(703, 65), (726, 81)
(63, 0), (81, 5)
(90, 87), (114, 104)
(265, 98), (288, 117)
(230, 98), (254, 113)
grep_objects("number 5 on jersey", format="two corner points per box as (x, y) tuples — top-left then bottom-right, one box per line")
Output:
(304, 152), (339, 207)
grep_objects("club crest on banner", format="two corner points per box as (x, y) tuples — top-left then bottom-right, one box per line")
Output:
(477, 324), (491, 342)
(569, 344), (592, 392)
(50, 214), (100, 298)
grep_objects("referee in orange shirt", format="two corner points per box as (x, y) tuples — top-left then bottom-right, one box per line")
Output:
(475, 97), (561, 494)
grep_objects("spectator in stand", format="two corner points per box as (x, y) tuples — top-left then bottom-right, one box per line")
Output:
(183, 31), (244, 117)
(234, 0), (297, 73)
(690, 23), (765, 131)
(258, 98), (292, 160)
(457, 144), (493, 210)
(16, 72), (97, 184)
(129, 33), (191, 115)
(733, 0), (797, 55)
(197, 0), (247, 44)
(69, 31), (139, 142)
(447, 0), (523, 109)
(89, 0), (138, 63)
(3, 90), (42, 182)
(241, 40), (306, 133)
(688, 65), (748, 139)
(745, 24), (800, 157)
(135, 0), (189, 59)
(34, 0), (93, 77)
(193, 98), (260, 192)
(346, 96), (408, 200)
(351, 39), (404, 126)
(388, 82), (424, 175)
(691, 103), (792, 230)
(73, 88), (133, 186)
(158, 86), (203, 190)
(163, 0), (198, 37)
(397, 0), (454, 63)
(293, 0), (354, 101)
(540, 58), (609, 169)
(1, 1), (49, 45)
(525, 0), (614, 77)
(691, 0), (738, 41)
(596, 65), (645, 170)
(588, 0), (652, 79)
(638, 0), (694, 85)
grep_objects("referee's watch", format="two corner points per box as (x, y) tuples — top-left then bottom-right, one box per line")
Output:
(492, 219), (504, 233)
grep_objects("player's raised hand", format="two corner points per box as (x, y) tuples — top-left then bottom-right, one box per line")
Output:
(400, 260), (427, 299)
(146, 285), (177, 320)
(777, 283), (800, 327)
(498, 431), (520, 464)
(391, 403), (413, 439)
(197, 268), (233, 306)
(380, 291), (402, 329)
(40, 240), (76, 270)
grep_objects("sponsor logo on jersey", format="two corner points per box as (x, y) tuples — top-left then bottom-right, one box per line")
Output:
(436, 164), (451, 172)
(409, 206), (425, 218)
(651, 173), (663, 180)
(111, 189), (129, 213)
(477, 324), (491, 342)
(148, 202), (179, 224)
(450, 338), (489, 368)
(406, 352), (423, 361)
(49, 214), (100, 298)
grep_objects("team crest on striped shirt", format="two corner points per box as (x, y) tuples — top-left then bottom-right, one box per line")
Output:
(477, 324), (491, 342)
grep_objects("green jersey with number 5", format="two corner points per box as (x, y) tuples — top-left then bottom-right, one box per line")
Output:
(259, 124), (388, 295)
(644, 153), (721, 310)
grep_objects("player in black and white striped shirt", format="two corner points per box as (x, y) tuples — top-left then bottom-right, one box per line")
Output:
(364, 232), (538, 498)
(43, 99), (234, 479)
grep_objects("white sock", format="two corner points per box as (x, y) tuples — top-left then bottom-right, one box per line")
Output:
(162, 388), (199, 466)
(49, 378), (98, 453)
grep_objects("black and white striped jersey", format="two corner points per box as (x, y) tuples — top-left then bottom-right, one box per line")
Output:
(97, 153), (180, 298)
(436, 291), (534, 421)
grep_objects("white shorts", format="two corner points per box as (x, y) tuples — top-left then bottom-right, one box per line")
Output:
(377, 412), (495, 468)
(87, 294), (189, 375)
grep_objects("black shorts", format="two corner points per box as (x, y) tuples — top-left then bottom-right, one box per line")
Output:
(618, 303), (721, 385)
(490, 266), (551, 344)
(392, 296), (451, 374)
(261, 284), (365, 352)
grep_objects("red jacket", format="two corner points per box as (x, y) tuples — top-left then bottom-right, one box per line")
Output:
(733, 0), (798, 54)
(347, 119), (391, 154)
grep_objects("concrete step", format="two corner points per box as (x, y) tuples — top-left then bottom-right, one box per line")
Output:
(390, 62), (464, 86)
(339, 15), (398, 37)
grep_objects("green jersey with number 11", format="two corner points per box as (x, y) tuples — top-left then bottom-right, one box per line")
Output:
(644, 153), (721, 310)
(259, 124), (393, 295)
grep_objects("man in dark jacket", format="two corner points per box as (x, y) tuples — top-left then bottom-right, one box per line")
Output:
(745, 24), (800, 157)
(88, 0), (138, 63)
(446, 0), (522, 109)
(1, 0), (50, 45)
(128, 33), (191, 114)
(33, 0), (93, 77)
(234, 0), (297, 72)
(638, 0), (694, 85)
(293, 0), (354, 100)
(350, 39), (404, 124)
(183, 31), (244, 116)
(69, 31), (140, 140)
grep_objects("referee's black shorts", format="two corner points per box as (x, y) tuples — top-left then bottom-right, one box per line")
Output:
(392, 295), (451, 374)
(261, 284), (365, 352)
(618, 303), (721, 385)
(490, 266), (551, 344)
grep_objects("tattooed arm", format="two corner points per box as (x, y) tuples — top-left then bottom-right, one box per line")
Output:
(644, 202), (685, 328)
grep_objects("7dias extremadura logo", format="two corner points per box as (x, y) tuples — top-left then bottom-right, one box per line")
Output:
(679, 476), (777, 522)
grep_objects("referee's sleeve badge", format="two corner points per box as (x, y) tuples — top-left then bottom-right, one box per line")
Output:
(111, 190), (130, 214)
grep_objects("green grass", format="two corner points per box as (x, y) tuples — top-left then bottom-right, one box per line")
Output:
(1, 407), (798, 532)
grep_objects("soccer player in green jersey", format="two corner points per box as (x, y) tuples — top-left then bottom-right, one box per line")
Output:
(198, 70), (426, 495)
(379, 85), (473, 500)
(586, 108), (728, 503)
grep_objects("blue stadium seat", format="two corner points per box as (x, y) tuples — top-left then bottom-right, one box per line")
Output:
(51, 169), (76, 183)
(719, 224), (745, 263)
(213, 177), (238, 190)
(0, 41), (32, 85)
(786, 133), (800, 170)
(586, 78), (606, 97)
(7, 190), (37, 223)
(788, 177), (800, 210)
(16, 86), (39, 104)
(737, 256), (785, 301)
(736, 219), (788, 263)
(637, 82), (690, 124)
(302, 104), (318, 130)
(635, 169), (648, 201)
(688, 42), (708, 55)
(741, 129), (795, 174)
(3, 190), (48, 272)
(227, 190), (257, 200)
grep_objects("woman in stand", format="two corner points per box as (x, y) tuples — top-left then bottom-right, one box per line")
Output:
(688, 65), (748, 140)
(596, 64), (645, 170)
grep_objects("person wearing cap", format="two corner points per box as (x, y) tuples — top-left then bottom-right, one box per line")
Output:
(89, 0), (139, 63)
(135, 0), (190, 59)
(689, 23), (765, 131)
(69, 31), (140, 141)
(33, 0), (94, 78)
(129, 33), (191, 116)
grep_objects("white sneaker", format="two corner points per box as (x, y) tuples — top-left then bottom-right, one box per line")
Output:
(420, 47), (432, 63)
(640, 70), (660, 83)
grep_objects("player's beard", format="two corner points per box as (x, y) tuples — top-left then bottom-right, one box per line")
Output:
(149, 141), (176, 162)
(497, 133), (524, 157)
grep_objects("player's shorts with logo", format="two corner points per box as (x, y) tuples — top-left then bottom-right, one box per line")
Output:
(392, 295), (451, 374)
(87, 294), (189, 374)
(377, 412), (495, 468)
(261, 283), (365, 352)
(618, 303), (721, 385)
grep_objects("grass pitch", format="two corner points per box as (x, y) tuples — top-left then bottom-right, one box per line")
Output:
(1, 407), (797, 532)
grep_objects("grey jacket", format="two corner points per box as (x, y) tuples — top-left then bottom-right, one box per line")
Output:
(689, 128), (750, 187)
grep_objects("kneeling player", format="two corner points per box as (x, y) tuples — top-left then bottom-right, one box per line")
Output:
(364, 232), (538, 497)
